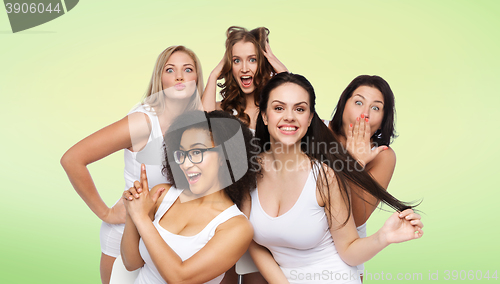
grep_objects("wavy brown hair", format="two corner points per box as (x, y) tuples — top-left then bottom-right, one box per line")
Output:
(218, 26), (276, 125)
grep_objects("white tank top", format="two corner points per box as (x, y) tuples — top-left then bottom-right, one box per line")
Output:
(135, 187), (245, 284)
(249, 163), (360, 283)
(123, 104), (170, 191)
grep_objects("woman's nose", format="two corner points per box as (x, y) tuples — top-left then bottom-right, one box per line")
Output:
(175, 72), (184, 81)
(242, 61), (249, 72)
(181, 156), (194, 170)
(283, 109), (295, 121)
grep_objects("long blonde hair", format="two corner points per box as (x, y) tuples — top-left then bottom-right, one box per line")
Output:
(143, 45), (204, 114)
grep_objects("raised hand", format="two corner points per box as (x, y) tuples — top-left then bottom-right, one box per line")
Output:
(212, 57), (225, 80)
(262, 41), (288, 74)
(380, 209), (424, 245)
(123, 164), (165, 221)
(346, 114), (388, 167)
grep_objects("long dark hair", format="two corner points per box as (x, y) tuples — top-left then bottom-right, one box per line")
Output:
(330, 75), (397, 146)
(219, 26), (276, 125)
(162, 110), (257, 208)
(255, 73), (412, 226)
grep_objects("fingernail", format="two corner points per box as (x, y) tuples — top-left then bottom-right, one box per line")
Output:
(349, 123), (353, 128)
(399, 213), (403, 218)
(356, 117), (360, 121)
(406, 216), (410, 219)
(129, 197), (133, 200)
(384, 146), (388, 150)
(360, 114), (364, 118)
(365, 118), (369, 122)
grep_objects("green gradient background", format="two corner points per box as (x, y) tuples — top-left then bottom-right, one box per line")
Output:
(1, 1), (498, 283)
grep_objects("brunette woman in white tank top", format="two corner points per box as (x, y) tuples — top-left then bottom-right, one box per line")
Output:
(121, 110), (258, 283)
(324, 75), (400, 278)
(242, 73), (423, 284)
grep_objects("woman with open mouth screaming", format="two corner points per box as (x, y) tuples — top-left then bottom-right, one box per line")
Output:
(202, 26), (288, 131)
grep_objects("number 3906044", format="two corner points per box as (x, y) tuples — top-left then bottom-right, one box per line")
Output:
(6, 3), (61, 14)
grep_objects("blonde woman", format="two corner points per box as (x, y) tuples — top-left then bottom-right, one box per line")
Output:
(61, 45), (203, 284)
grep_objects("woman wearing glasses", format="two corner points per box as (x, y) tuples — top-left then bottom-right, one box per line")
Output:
(120, 110), (258, 284)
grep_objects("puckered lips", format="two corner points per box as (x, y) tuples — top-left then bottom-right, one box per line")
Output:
(175, 82), (186, 91)
(278, 124), (299, 135)
(186, 171), (201, 185)
(240, 75), (253, 88)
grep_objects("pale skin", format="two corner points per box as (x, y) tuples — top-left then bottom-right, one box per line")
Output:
(332, 85), (396, 226)
(121, 164), (253, 284)
(202, 40), (288, 130)
(60, 50), (199, 284)
(243, 83), (423, 283)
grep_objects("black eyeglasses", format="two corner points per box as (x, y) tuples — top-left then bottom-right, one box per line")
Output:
(173, 147), (219, 165)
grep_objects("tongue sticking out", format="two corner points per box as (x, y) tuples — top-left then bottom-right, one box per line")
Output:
(241, 77), (252, 87)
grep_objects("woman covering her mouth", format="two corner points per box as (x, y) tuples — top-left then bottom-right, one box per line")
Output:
(324, 75), (399, 280)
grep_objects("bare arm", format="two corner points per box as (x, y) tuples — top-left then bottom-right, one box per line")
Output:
(125, 167), (253, 284)
(343, 115), (397, 225)
(323, 168), (423, 267)
(263, 41), (288, 74)
(60, 112), (151, 224)
(248, 241), (289, 284)
(120, 210), (145, 270)
(201, 58), (224, 112)
(121, 183), (171, 271)
(351, 148), (396, 226)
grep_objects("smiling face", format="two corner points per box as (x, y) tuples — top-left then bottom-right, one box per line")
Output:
(178, 128), (220, 196)
(231, 40), (258, 94)
(161, 51), (198, 99)
(342, 85), (385, 138)
(262, 83), (313, 147)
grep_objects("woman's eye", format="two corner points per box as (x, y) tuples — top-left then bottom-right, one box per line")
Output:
(166, 68), (174, 73)
(191, 150), (202, 156)
(296, 107), (305, 112)
(371, 106), (380, 111)
(185, 68), (193, 73)
(250, 58), (257, 63)
(274, 106), (283, 111)
(234, 59), (240, 64)
(355, 101), (362, 106)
